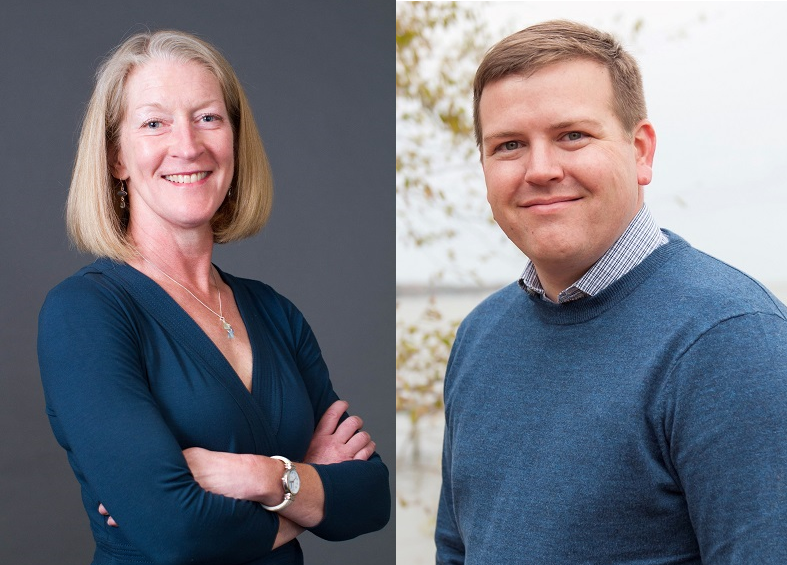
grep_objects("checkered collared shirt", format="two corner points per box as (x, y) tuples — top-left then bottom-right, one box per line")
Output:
(519, 204), (668, 304)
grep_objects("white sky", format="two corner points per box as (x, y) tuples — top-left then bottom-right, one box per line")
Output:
(397, 1), (787, 288)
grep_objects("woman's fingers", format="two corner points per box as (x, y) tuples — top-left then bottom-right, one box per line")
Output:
(313, 400), (348, 436)
(305, 401), (375, 464)
(344, 430), (375, 461)
(353, 441), (376, 461)
(98, 503), (118, 527)
(344, 430), (371, 454)
(333, 415), (364, 443)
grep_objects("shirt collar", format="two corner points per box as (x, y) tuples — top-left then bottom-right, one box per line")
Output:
(518, 203), (668, 303)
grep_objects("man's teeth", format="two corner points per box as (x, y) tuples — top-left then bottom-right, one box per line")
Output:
(164, 172), (209, 184)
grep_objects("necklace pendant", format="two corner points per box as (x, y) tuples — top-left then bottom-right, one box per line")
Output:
(221, 318), (235, 339)
(141, 256), (233, 338)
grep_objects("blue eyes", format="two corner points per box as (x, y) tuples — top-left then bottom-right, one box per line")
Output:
(141, 115), (221, 130)
(497, 132), (585, 153)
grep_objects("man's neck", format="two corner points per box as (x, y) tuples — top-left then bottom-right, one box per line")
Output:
(520, 204), (667, 304)
(531, 257), (599, 302)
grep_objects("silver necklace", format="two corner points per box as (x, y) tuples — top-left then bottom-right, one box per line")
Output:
(140, 255), (235, 339)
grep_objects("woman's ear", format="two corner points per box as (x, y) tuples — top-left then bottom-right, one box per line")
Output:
(109, 143), (127, 180)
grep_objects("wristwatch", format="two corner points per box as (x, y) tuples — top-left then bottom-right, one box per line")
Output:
(261, 455), (300, 512)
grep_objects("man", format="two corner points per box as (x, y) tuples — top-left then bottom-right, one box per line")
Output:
(436, 20), (787, 563)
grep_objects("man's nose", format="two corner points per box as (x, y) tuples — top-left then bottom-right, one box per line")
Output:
(523, 142), (563, 185)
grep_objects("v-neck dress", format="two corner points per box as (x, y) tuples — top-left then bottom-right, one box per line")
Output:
(38, 259), (390, 564)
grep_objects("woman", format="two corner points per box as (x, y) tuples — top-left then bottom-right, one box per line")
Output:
(37, 30), (389, 564)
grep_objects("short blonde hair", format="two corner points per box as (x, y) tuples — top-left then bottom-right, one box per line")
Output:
(473, 20), (647, 146)
(67, 29), (273, 260)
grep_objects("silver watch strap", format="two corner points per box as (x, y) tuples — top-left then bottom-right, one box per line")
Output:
(261, 456), (295, 512)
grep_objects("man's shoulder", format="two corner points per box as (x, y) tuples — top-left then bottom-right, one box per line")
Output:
(448, 283), (530, 348)
(463, 282), (524, 321)
(656, 233), (787, 318)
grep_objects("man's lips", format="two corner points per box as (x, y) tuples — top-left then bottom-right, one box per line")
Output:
(521, 196), (581, 209)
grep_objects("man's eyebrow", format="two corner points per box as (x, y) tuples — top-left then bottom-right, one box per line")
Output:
(550, 119), (604, 130)
(482, 131), (521, 144)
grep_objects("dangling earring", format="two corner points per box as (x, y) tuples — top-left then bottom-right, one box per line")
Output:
(227, 185), (233, 199)
(117, 180), (128, 209)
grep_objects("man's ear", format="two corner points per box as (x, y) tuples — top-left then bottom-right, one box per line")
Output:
(632, 119), (656, 186)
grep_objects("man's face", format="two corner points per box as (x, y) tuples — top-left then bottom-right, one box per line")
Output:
(478, 59), (655, 283)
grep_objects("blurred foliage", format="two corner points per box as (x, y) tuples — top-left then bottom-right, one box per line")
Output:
(395, 2), (490, 432)
(396, 1), (489, 250)
(396, 297), (454, 421)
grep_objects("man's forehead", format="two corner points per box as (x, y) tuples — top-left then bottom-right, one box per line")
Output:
(483, 58), (610, 89)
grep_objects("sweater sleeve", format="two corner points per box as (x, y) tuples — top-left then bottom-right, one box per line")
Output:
(664, 312), (787, 563)
(434, 331), (466, 564)
(435, 415), (465, 564)
(38, 275), (279, 565)
(273, 291), (391, 540)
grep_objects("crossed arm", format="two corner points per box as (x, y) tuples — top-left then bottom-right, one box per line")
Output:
(98, 399), (376, 549)
(41, 276), (388, 560)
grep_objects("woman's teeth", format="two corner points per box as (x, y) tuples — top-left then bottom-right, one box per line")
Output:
(164, 172), (208, 184)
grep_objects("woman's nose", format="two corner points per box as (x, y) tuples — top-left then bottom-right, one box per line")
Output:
(170, 124), (203, 160)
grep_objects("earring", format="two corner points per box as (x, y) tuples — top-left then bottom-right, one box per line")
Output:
(117, 180), (128, 209)
(227, 186), (233, 198)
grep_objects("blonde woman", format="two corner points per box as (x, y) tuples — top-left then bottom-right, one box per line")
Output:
(38, 30), (389, 565)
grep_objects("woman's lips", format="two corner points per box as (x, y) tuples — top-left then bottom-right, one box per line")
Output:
(163, 171), (210, 184)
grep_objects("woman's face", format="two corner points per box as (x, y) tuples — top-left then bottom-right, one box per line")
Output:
(112, 58), (235, 238)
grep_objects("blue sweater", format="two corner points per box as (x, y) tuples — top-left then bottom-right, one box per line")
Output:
(38, 260), (389, 565)
(436, 232), (787, 564)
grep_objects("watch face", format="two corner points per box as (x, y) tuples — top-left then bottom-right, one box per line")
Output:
(286, 469), (300, 494)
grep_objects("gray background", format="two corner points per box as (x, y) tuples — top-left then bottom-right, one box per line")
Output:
(0, 1), (393, 563)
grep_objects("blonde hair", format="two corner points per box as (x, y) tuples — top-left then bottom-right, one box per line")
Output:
(473, 20), (647, 146)
(67, 29), (273, 260)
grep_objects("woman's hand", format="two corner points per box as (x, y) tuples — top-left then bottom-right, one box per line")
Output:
(304, 400), (376, 464)
(273, 516), (305, 550)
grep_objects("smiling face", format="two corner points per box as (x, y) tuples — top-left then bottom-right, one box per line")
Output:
(479, 59), (656, 290)
(112, 58), (235, 239)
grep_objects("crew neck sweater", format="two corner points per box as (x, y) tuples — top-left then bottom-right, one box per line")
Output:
(436, 231), (787, 564)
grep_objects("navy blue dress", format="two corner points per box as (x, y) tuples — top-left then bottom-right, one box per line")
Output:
(38, 259), (389, 564)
